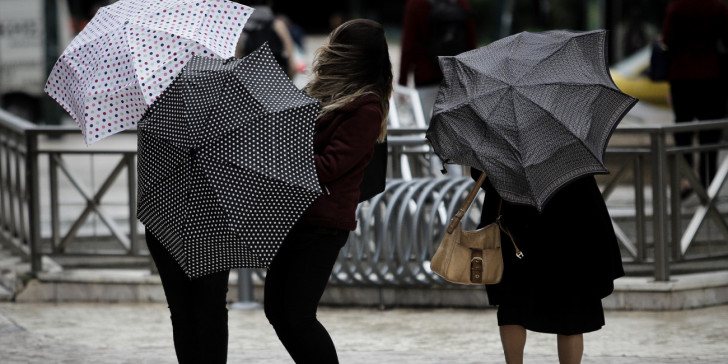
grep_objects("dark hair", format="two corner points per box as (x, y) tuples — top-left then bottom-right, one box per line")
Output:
(306, 19), (393, 142)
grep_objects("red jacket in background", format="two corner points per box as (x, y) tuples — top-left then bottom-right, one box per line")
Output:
(398, 0), (477, 86)
(662, 0), (728, 81)
(298, 95), (382, 231)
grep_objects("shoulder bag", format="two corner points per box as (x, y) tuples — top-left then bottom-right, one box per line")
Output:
(430, 172), (522, 285)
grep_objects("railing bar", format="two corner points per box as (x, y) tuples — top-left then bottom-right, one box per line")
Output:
(601, 161), (629, 199)
(680, 156), (728, 254)
(666, 143), (728, 154)
(126, 154), (139, 255)
(54, 155), (132, 251)
(634, 155), (647, 262)
(613, 222), (637, 258)
(49, 153), (61, 253)
(6, 137), (18, 239)
(26, 131), (42, 273)
(650, 131), (670, 281)
(0, 138), (8, 231)
(0, 138), (4, 223)
(669, 154), (683, 260)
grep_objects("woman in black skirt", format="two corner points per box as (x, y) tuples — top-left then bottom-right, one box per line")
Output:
(473, 168), (624, 364)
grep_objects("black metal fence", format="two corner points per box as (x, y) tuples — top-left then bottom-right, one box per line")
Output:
(2, 107), (728, 283)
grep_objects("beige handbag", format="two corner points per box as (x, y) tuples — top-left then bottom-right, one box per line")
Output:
(430, 173), (522, 285)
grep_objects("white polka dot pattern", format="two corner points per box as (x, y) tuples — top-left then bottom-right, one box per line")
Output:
(137, 43), (322, 278)
(44, 0), (253, 145)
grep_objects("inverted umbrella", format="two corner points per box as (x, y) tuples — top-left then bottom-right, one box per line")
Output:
(44, 0), (253, 145)
(426, 29), (637, 211)
(137, 43), (321, 278)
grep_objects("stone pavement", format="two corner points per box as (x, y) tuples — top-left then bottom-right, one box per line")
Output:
(1, 302), (727, 363)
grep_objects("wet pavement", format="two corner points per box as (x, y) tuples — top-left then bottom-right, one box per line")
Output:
(1, 302), (727, 363)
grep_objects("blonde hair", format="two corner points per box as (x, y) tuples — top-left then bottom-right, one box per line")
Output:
(305, 19), (393, 142)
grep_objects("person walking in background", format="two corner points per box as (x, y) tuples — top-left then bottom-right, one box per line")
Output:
(472, 168), (624, 364)
(661, 0), (728, 197)
(263, 19), (393, 364)
(235, 0), (298, 79)
(398, 0), (477, 120)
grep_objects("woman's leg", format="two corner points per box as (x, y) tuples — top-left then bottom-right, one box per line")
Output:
(499, 325), (527, 364)
(146, 229), (230, 364)
(264, 227), (348, 364)
(557, 334), (583, 364)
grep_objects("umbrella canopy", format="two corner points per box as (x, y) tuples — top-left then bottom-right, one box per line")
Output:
(426, 29), (638, 211)
(44, 0), (252, 145)
(137, 43), (321, 278)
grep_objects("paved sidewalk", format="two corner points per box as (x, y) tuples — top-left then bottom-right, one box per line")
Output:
(1, 302), (727, 363)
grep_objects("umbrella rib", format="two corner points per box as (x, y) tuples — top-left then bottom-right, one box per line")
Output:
(65, 7), (125, 53)
(201, 149), (317, 194)
(437, 83), (510, 116)
(515, 83), (635, 161)
(507, 91), (540, 203)
(472, 88), (525, 166)
(513, 87), (602, 163)
(517, 32), (602, 85)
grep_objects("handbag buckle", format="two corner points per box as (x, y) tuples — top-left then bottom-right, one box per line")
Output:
(470, 249), (484, 283)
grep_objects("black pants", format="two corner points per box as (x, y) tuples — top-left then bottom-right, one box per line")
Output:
(146, 229), (230, 364)
(264, 226), (349, 364)
(670, 79), (727, 187)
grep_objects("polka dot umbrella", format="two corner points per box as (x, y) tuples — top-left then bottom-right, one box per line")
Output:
(137, 43), (321, 278)
(44, 0), (253, 145)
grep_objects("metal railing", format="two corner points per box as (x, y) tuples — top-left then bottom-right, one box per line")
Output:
(2, 106), (728, 283)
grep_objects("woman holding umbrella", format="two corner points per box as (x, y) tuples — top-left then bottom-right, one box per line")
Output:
(263, 19), (393, 363)
(426, 29), (635, 364)
(473, 169), (624, 364)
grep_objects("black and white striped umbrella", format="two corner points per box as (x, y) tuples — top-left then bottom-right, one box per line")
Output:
(137, 43), (321, 278)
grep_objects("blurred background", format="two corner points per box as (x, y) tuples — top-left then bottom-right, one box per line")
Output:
(0, 0), (673, 126)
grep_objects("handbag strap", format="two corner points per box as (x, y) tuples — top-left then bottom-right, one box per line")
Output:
(446, 173), (487, 234)
(496, 211), (523, 259)
(446, 172), (523, 259)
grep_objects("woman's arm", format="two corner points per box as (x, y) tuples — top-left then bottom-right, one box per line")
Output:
(273, 18), (298, 79)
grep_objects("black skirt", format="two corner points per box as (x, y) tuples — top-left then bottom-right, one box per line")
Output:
(495, 293), (605, 335)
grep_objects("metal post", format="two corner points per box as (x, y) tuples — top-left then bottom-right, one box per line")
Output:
(127, 154), (138, 255)
(650, 131), (670, 281)
(668, 154), (682, 260)
(43, 0), (61, 125)
(230, 268), (260, 310)
(634, 155), (646, 262)
(49, 153), (60, 253)
(26, 132), (42, 273)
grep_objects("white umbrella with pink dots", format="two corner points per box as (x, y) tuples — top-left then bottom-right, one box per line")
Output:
(44, 0), (253, 145)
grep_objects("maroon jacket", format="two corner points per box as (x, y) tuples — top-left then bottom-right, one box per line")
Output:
(298, 95), (382, 231)
(662, 0), (728, 81)
(398, 0), (477, 86)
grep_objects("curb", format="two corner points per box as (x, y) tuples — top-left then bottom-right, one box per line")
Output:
(10, 268), (728, 310)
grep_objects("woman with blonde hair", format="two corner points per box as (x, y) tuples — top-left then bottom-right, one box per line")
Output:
(263, 19), (392, 363)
